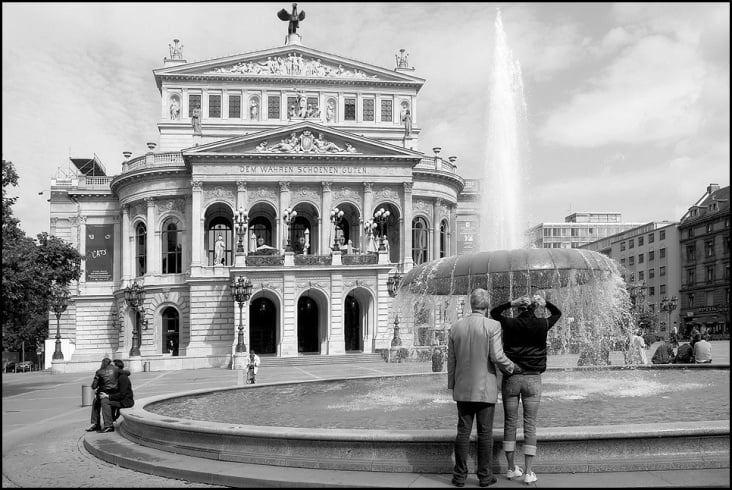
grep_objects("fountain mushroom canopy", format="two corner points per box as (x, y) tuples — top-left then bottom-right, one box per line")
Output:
(400, 248), (621, 296)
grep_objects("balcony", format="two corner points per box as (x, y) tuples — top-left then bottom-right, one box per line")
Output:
(122, 152), (185, 173)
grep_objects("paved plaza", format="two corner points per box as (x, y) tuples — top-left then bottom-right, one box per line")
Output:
(2, 341), (729, 488)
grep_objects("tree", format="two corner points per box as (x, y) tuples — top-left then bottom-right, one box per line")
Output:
(1, 160), (81, 352)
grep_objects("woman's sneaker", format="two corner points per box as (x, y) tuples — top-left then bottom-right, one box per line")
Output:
(506, 466), (523, 479)
(523, 472), (537, 484)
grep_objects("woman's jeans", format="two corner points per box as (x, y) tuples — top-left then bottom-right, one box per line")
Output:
(501, 373), (542, 456)
(453, 401), (496, 482)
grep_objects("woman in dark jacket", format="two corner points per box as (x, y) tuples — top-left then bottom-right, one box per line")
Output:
(490, 294), (562, 485)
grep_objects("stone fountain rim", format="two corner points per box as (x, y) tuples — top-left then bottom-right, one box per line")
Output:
(130, 368), (730, 441)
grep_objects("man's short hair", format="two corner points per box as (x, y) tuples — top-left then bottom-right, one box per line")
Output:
(113, 359), (124, 369)
(469, 288), (490, 310)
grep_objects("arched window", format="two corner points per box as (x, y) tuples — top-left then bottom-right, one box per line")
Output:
(162, 307), (180, 356)
(135, 222), (146, 277)
(207, 216), (233, 266)
(412, 217), (429, 265)
(249, 217), (272, 248)
(162, 220), (182, 274)
(440, 219), (449, 258)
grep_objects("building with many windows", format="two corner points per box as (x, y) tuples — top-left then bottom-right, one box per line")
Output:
(45, 22), (466, 372)
(528, 212), (644, 249)
(678, 184), (730, 338)
(580, 221), (681, 337)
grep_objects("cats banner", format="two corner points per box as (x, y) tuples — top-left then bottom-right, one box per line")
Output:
(85, 224), (114, 281)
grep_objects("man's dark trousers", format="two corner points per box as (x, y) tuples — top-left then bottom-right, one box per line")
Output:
(453, 401), (496, 483)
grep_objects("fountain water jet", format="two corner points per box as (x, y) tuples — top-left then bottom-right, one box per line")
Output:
(481, 8), (529, 251)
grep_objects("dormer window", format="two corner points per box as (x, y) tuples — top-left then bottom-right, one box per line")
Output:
(709, 202), (718, 212)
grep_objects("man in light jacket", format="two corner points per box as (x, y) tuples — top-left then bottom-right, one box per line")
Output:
(448, 288), (520, 488)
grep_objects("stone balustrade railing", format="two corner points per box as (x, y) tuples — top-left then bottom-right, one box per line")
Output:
(122, 152), (185, 173)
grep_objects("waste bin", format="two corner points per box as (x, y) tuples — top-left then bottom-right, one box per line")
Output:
(81, 384), (94, 407)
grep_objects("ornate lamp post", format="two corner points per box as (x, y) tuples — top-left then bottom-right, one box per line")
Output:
(124, 280), (147, 357)
(330, 207), (345, 251)
(282, 207), (297, 252)
(49, 282), (70, 360)
(373, 208), (391, 251)
(231, 276), (253, 353)
(234, 206), (249, 253)
(391, 315), (402, 347)
(660, 295), (678, 335)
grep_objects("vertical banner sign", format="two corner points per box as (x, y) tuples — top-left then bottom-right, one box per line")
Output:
(86, 224), (114, 281)
(457, 220), (475, 254)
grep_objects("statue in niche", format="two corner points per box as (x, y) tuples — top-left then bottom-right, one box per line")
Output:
(192, 107), (202, 134)
(169, 98), (180, 120)
(214, 235), (225, 265)
(278, 3), (306, 36)
(326, 99), (335, 122)
(249, 232), (257, 253)
(400, 101), (412, 137)
(250, 100), (259, 120)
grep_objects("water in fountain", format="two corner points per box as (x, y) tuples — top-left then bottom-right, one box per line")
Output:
(396, 249), (637, 364)
(480, 8), (529, 251)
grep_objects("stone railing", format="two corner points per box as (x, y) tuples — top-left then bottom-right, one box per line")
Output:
(294, 255), (332, 266)
(342, 253), (378, 265)
(122, 152), (185, 173)
(246, 255), (285, 267)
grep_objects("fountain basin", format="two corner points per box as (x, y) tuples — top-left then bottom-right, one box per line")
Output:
(118, 367), (729, 474)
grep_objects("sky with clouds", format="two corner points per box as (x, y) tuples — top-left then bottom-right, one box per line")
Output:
(2, 2), (729, 239)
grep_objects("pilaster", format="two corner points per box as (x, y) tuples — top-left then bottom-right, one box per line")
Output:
(363, 182), (373, 248)
(191, 181), (203, 267)
(146, 197), (158, 274)
(403, 182), (414, 270)
(328, 272), (345, 355)
(79, 216), (87, 283)
(121, 205), (131, 281)
(433, 199), (440, 262)
(279, 181), (290, 252)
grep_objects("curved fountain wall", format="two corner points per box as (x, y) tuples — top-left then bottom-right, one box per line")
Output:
(115, 371), (729, 474)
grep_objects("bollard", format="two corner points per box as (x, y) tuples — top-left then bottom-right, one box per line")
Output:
(81, 384), (94, 407)
(143, 361), (150, 372)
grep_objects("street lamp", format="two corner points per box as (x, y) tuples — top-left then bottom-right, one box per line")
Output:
(231, 276), (253, 353)
(49, 282), (70, 360)
(330, 207), (345, 251)
(391, 315), (402, 347)
(373, 208), (391, 252)
(387, 270), (402, 298)
(282, 207), (298, 252)
(124, 280), (147, 356)
(234, 206), (249, 253)
(660, 295), (678, 335)
(363, 218), (377, 253)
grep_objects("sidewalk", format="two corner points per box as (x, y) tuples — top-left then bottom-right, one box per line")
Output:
(3, 354), (729, 488)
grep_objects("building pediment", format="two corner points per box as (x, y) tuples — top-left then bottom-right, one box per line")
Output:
(154, 44), (424, 88)
(183, 122), (423, 161)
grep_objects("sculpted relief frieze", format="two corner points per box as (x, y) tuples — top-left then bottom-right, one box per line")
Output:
(332, 186), (359, 203)
(374, 188), (400, 204)
(206, 54), (379, 80)
(203, 186), (235, 207)
(249, 186), (278, 205)
(157, 198), (186, 215)
(255, 131), (358, 154)
(413, 199), (431, 215)
(291, 187), (319, 205)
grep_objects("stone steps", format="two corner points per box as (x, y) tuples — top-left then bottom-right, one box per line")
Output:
(258, 353), (384, 367)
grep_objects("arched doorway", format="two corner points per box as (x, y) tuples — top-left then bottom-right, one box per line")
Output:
(297, 295), (320, 353)
(249, 297), (277, 354)
(344, 293), (362, 352)
(162, 307), (180, 355)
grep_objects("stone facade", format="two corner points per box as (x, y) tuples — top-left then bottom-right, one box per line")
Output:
(47, 34), (465, 372)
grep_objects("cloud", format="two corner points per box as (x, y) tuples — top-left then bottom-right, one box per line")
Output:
(537, 33), (706, 148)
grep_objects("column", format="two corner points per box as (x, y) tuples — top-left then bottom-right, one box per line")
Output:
(236, 181), (248, 255)
(146, 197), (158, 274)
(402, 183), (414, 270)
(321, 181), (332, 253)
(432, 199), (440, 262)
(279, 181), (290, 251)
(363, 182), (373, 249)
(122, 205), (131, 282)
(191, 181), (203, 267)
(450, 205), (457, 257)
(78, 216), (87, 283)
